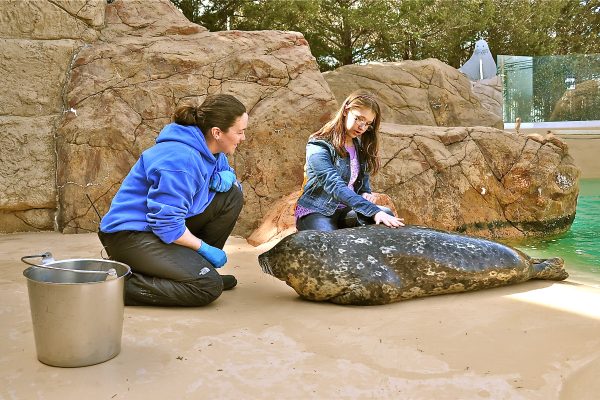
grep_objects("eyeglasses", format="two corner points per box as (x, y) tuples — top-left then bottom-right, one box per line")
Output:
(349, 110), (374, 129)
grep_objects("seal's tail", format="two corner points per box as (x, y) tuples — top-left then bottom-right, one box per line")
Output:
(532, 257), (568, 281)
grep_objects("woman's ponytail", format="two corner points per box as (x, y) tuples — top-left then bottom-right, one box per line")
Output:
(172, 105), (198, 126)
(171, 95), (246, 135)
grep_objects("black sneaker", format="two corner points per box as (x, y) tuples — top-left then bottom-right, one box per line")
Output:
(221, 274), (237, 290)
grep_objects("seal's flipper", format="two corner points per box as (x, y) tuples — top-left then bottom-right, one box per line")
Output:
(532, 257), (568, 281)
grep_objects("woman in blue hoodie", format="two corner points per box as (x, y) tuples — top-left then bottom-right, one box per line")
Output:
(99, 94), (247, 306)
(295, 91), (404, 231)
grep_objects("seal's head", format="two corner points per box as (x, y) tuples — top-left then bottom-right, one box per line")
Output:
(258, 230), (365, 302)
(258, 231), (321, 279)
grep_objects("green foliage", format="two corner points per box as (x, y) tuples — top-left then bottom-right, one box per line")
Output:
(171, 0), (600, 71)
(554, 0), (600, 55)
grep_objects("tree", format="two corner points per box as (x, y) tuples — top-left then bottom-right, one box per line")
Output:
(554, 0), (600, 55)
(378, 0), (495, 68)
(171, 0), (600, 71)
(170, 0), (240, 30)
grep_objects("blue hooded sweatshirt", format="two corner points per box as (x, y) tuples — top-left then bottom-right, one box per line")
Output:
(100, 123), (233, 244)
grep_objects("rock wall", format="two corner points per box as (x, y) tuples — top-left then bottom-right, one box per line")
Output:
(249, 124), (579, 242)
(323, 59), (503, 129)
(58, 1), (336, 236)
(373, 123), (579, 237)
(0, 0), (580, 241)
(549, 79), (600, 121)
(470, 76), (503, 119)
(0, 0), (105, 232)
(0, 0), (337, 236)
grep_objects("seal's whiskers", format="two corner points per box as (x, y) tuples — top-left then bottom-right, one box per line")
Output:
(258, 256), (273, 275)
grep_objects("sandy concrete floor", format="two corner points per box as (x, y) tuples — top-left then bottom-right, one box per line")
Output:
(558, 134), (600, 179)
(2, 232), (600, 400)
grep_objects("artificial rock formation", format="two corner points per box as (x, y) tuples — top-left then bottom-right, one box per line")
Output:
(250, 124), (579, 242)
(549, 79), (600, 121)
(0, 0), (580, 242)
(372, 123), (579, 237)
(470, 76), (503, 120)
(0, 0), (337, 235)
(59, 3), (338, 236)
(323, 59), (504, 129)
(0, 0), (105, 232)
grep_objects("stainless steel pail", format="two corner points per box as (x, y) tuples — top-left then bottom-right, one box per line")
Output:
(22, 255), (131, 367)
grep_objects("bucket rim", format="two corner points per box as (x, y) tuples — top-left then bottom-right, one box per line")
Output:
(41, 257), (130, 267)
(23, 258), (131, 284)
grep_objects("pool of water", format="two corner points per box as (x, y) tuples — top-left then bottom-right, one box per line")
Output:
(503, 179), (600, 287)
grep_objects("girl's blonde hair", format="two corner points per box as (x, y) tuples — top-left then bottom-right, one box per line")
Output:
(311, 90), (381, 174)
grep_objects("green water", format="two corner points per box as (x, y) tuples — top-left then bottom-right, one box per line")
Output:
(505, 179), (600, 287)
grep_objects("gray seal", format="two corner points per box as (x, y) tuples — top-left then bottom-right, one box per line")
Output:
(258, 225), (567, 305)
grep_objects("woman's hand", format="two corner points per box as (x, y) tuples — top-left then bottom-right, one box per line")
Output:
(361, 192), (376, 202)
(197, 241), (227, 268)
(374, 211), (405, 228)
(210, 170), (237, 192)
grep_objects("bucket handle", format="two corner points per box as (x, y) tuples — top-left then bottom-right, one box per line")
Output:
(21, 252), (118, 281)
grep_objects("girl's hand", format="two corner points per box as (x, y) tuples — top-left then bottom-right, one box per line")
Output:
(374, 211), (405, 228)
(362, 192), (376, 202)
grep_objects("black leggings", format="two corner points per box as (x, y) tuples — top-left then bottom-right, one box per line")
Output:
(296, 206), (393, 232)
(98, 186), (243, 307)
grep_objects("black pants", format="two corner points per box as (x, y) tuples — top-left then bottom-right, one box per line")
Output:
(98, 186), (243, 307)
(296, 206), (393, 232)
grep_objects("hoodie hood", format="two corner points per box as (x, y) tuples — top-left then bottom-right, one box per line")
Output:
(156, 123), (214, 160)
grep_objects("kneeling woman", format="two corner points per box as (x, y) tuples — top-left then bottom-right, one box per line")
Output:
(296, 91), (404, 231)
(99, 94), (247, 306)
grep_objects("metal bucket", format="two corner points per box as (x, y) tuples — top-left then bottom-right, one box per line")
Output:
(22, 253), (131, 367)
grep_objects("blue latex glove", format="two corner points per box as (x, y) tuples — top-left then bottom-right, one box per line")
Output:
(209, 170), (237, 192)
(197, 241), (227, 268)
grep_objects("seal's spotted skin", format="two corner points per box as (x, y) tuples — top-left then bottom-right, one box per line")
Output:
(258, 225), (568, 305)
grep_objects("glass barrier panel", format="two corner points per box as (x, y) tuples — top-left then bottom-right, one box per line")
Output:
(498, 54), (600, 123)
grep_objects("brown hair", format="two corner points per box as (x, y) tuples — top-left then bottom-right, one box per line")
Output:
(172, 94), (246, 135)
(311, 90), (381, 174)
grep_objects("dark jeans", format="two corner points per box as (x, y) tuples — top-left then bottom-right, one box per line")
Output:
(98, 186), (243, 307)
(296, 206), (393, 232)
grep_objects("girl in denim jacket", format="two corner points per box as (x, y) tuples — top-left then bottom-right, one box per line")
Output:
(295, 91), (404, 231)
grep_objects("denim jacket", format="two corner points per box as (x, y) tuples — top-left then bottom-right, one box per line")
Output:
(296, 138), (381, 217)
